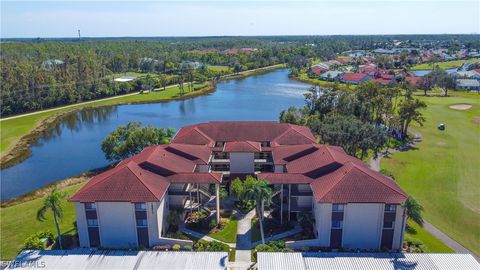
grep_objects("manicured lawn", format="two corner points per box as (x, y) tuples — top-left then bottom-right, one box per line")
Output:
(207, 218), (238, 243)
(410, 58), (480, 70)
(405, 221), (454, 253)
(0, 82), (208, 156)
(207, 65), (232, 73)
(381, 90), (480, 255)
(0, 183), (85, 260)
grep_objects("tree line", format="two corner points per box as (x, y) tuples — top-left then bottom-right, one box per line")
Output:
(2, 35), (477, 116)
(280, 82), (427, 159)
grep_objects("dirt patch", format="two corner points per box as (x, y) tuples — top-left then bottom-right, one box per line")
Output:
(436, 141), (447, 146)
(472, 116), (480, 125)
(449, 104), (472, 110)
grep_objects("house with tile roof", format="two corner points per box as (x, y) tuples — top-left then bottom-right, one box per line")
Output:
(71, 122), (408, 251)
(341, 73), (371, 84)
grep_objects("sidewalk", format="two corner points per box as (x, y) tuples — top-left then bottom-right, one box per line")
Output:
(251, 224), (302, 247)
(231, 209), (256, 270)
(179, 226), (236, 248)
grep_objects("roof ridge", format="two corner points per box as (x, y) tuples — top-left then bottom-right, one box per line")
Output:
(72, 163), (131, 197)
(126, 162), (165, 201)
(349, 162), (407, 197)
(312, 162), (354, 200)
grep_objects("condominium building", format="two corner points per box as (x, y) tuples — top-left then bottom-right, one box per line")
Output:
(70, 121), (408, 250)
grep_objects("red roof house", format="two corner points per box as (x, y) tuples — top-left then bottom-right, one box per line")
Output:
(341, 73), (371, 84)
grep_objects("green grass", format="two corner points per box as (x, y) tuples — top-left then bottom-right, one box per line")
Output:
(381, 90), (480, 255)
(0, 83), (209, 156)
(207, 218), (238, 243)
(208, 65), (232, 73)
(405, 221), (454, 253)
(0, 183), (85, 260)
(410, 58), (480, 70)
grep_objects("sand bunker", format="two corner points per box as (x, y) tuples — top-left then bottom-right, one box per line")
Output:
(449, 104), (472, 110)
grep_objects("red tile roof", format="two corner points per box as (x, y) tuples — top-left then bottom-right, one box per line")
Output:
(168, 172), (222, 183)
(71, 122), (407, 204)
(173, 122), (315, 146)
(70, 161), (170, 202)
(258, 173), (312, 184)
(374, 78), (393, 85)
(224, 141), (261, 152)
(310, 162), (408, 204)
(342, 73), (369, 82)
(405, 76), (422, 85)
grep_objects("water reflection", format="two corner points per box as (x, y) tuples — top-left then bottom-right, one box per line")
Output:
(1, 69), (308, 200)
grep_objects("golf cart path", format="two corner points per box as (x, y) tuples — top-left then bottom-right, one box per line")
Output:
(369, 132), (479, 261)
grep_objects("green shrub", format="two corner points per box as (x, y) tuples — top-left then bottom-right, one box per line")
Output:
(183, 245), (192, 251)
(209, 219), (217, 229)
(172, 244), (181, 251)
(24, 234), (46, 250)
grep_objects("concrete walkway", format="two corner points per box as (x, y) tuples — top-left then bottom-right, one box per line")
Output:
(251, 224), (302, 247)
(230, 209), (256, 270)
(369, 132), (479, 261)
(179, 226), (236, 248)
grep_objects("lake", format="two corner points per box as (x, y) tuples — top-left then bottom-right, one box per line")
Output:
(0, 69), (309, 200)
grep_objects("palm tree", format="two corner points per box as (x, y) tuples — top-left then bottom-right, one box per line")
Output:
(403, 196), (424, 226)
(244, 178), (272, 244)
(37, 189), (66, 249)
(167, 209), (183, 232)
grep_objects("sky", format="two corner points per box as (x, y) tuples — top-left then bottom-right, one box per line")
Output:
(1, 0), (479, 38)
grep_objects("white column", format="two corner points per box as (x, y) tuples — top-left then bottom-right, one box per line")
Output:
(280, 184), (284, 225)
(216, 184), (221, 224)
(288, 184), (291, 222)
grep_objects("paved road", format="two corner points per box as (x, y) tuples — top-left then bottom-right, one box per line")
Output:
(369, 132), (479, 261)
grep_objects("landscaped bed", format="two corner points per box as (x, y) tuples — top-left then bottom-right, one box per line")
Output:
(185, 209), (238, 243)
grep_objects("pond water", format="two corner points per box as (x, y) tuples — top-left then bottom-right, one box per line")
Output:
(1, 69), (309, 200)
(411, 68), (457, 77)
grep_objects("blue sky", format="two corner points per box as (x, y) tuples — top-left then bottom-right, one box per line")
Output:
(1, 1), (479, 38)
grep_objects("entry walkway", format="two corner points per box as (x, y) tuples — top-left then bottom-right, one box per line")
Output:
(251, 224), (302, 247)
(229, 209), (256, 270)
(179, 226), (236, 248)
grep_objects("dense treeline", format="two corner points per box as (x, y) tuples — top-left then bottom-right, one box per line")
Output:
(280, 82), (427, 158)
(1, 35), (478, 116)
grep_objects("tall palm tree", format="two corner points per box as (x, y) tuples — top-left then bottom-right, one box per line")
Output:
(244, 179), (272, 244)
(37, 189), (66, 249)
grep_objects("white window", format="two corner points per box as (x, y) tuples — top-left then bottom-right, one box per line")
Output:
(87, 219), (98, 226)
(136, 219), (148, 227)
(384, 221), (395, 229)
(332, 204), (345, 212)
(332, 220), (343, 229)
(385, 204), (396, 212)
(85, 203), (96, 210)
(135, 203), (146, 211)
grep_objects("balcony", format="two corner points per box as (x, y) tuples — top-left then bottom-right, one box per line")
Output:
(290, 185), (313, 197)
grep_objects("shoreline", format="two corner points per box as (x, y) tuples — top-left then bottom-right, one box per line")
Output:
(0, 64), (285, 170)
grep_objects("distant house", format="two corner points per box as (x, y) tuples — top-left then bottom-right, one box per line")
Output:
(373, 76), (394, 85)
(336, 57), (353, 65)
(180, 61), (203, 69)
(42, 59), (64, 68)
(456, 79), (480, 91)
(405, 76), (422, 86)
(319, 70), (344, 81)
(311, 65), (329, 75)
(341, 73), (371, 84)
(114, 76), (136, 82)
(452, 71), (480, 80)
(359, 63), (377, 75)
